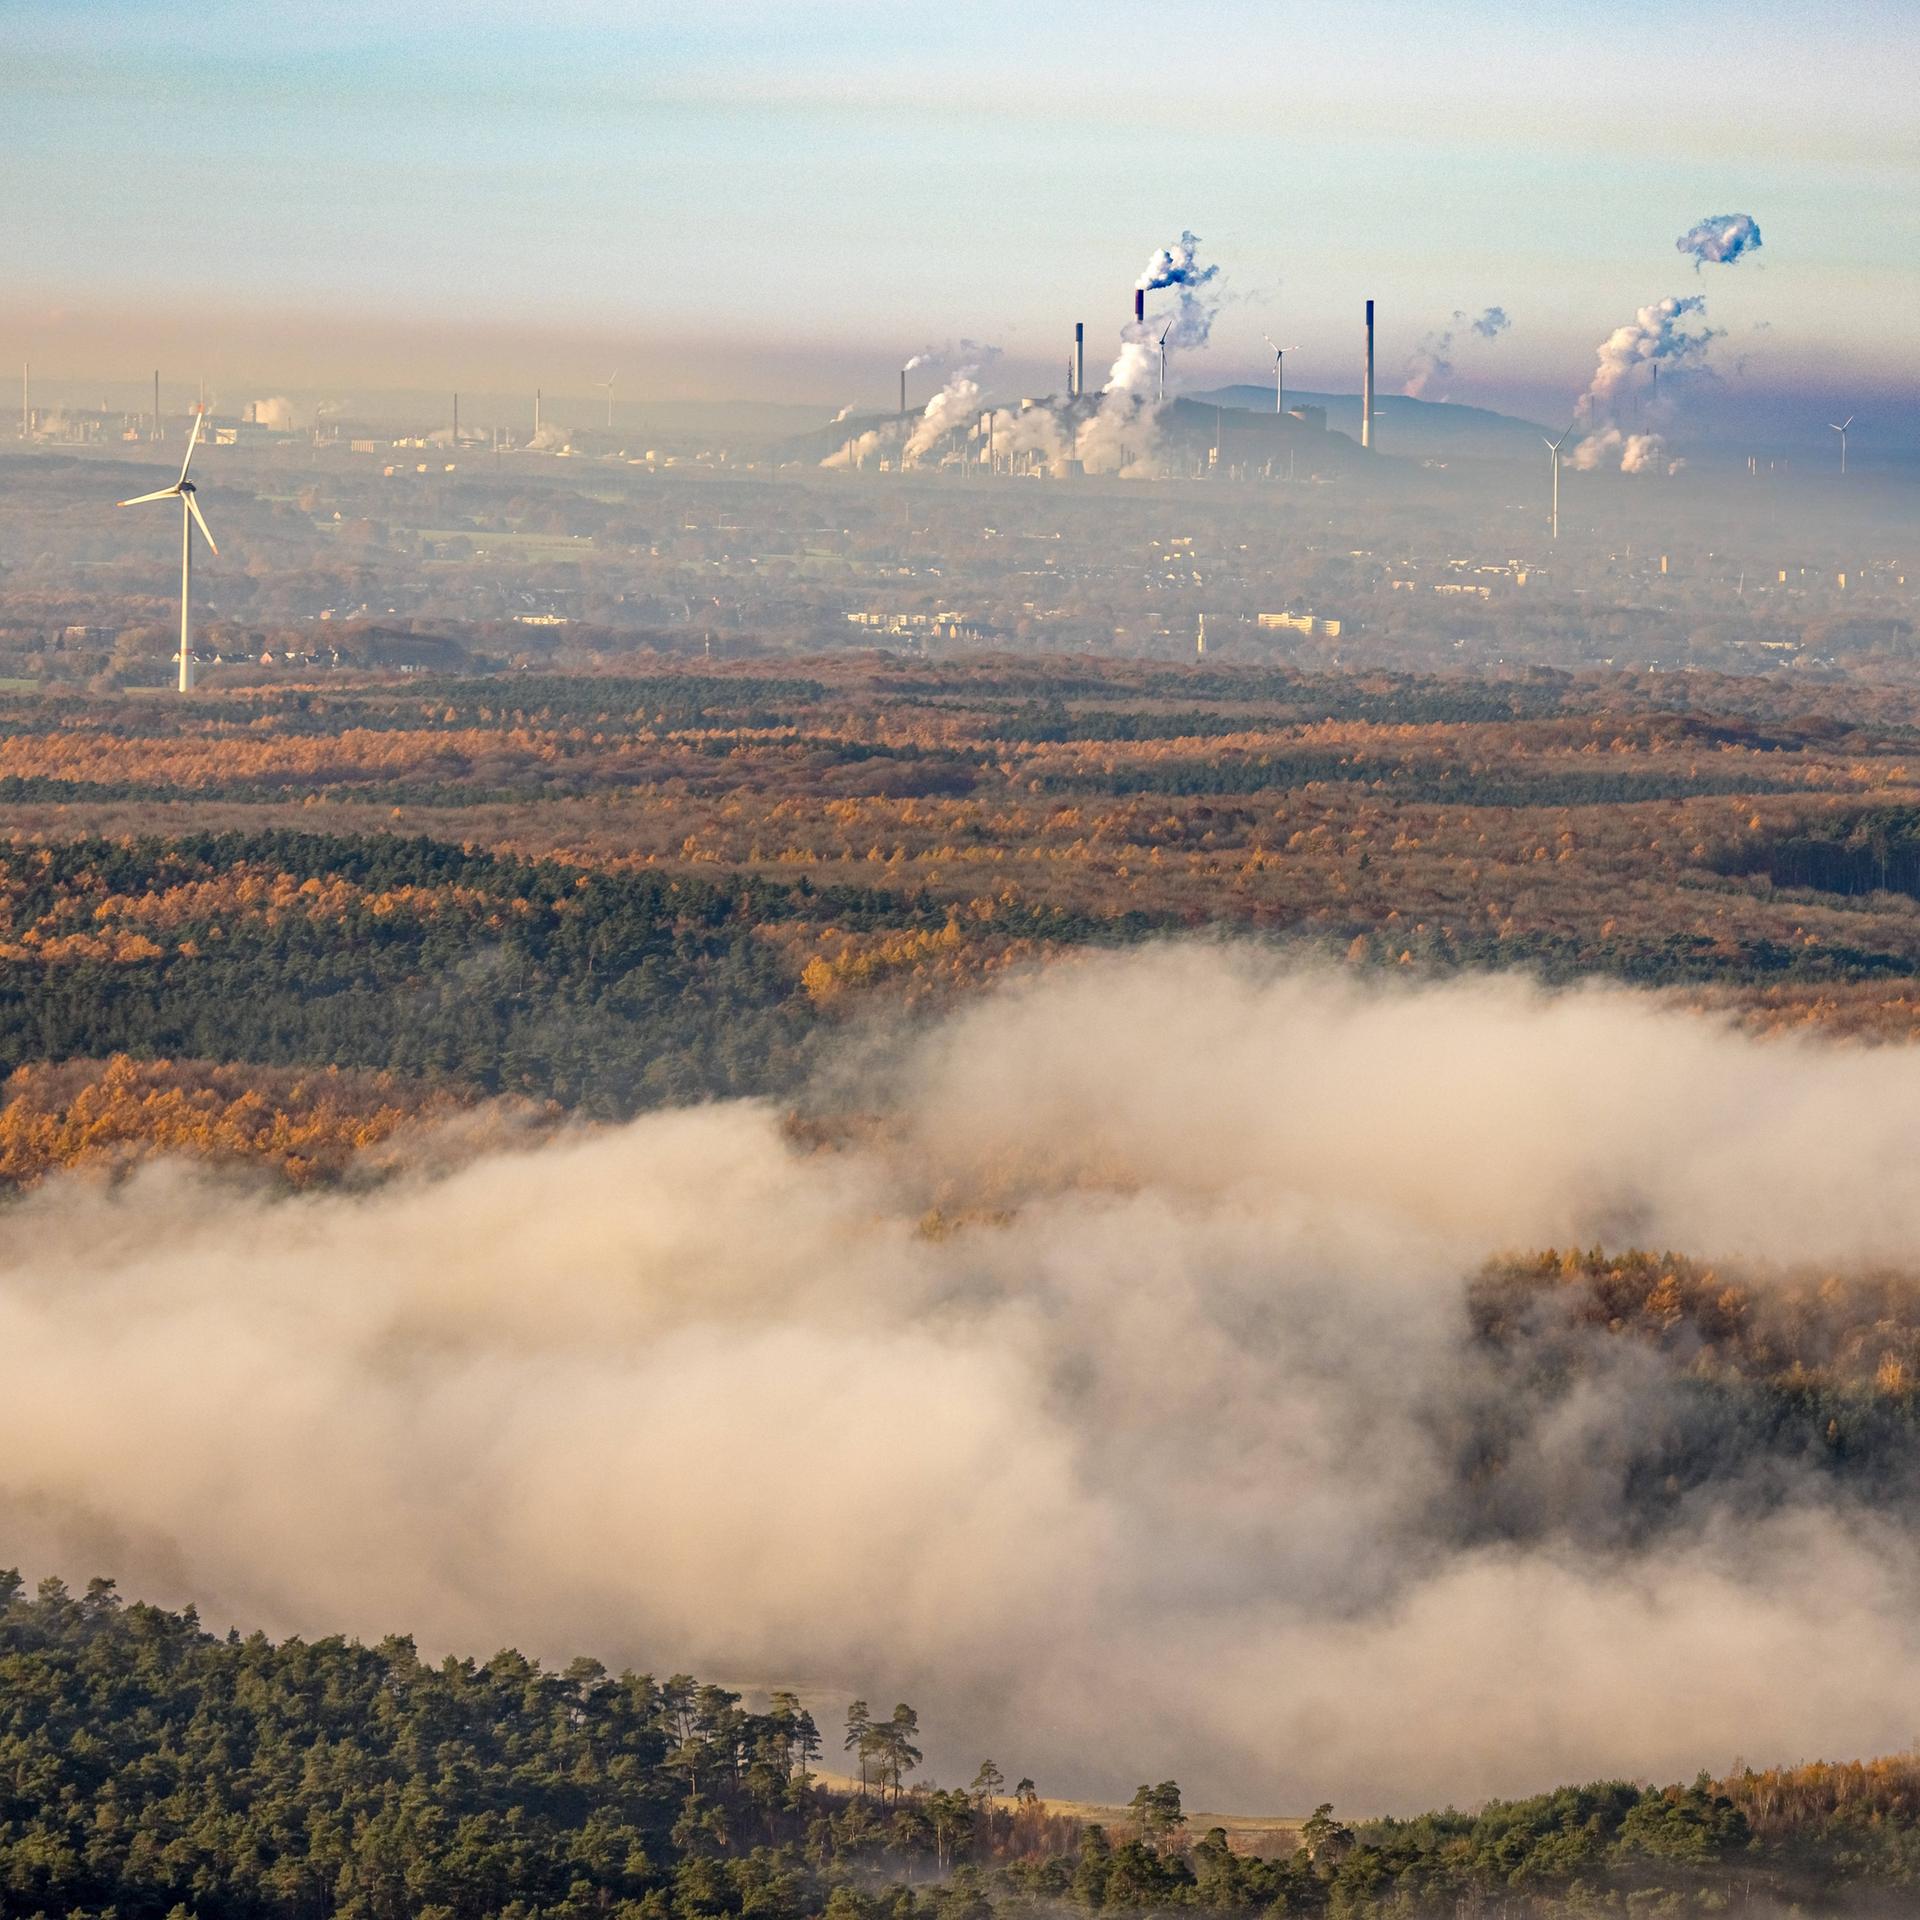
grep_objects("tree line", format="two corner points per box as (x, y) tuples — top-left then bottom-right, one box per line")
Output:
(6, 1572), (1920, 1920)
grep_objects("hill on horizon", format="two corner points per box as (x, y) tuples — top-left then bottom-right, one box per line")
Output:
(1187, 384), (1551, 462)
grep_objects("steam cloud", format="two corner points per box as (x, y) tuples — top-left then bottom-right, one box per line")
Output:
(13, 950), (1920, 1813)
(903, 347), (1001, 468)
(1137, 229), (1223, 350)
(251, 396), (295, 431)
(1676, 213), (1763, 268)
(1571, 294), (1718, 473)
(1402, 306), (1511, 399)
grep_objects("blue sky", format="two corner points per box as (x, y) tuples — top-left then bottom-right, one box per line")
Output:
(4, 0), (1916, 423)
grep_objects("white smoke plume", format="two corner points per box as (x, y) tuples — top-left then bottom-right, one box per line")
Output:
(1074, 338), (1162, 476)
(13, 950), (1920, 1813)
(986, 399), (1073, 476)
(251, 396), (295, 431)
(1137, 229), (1224, 351)
(1567, 425), (1669, 474)
(981, 334), (1165, 478)
(829, 403), (856, 424)
(1402, 307), (1512, 399)
(819, 426), (894, 470)
(902, 349), (1000, 467)
(1572, 294), (1718, 470)
(1676, 213), (1763, 268)
(527, 422), (571, 452)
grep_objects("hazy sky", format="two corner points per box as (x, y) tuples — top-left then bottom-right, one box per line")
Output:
(5, 0), (1916, 419)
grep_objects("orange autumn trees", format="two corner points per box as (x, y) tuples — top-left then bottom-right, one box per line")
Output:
(0, 1054), (499, 1188)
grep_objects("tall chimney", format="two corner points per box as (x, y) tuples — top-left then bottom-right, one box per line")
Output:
(453, 392), (460, 444)
(900, 367), (907, 416)
(1362, 299), (1375, 451)
(534, 388), (542, 438)
(1134, 288), (1145, 326)
(1075, 322), (1085, 399)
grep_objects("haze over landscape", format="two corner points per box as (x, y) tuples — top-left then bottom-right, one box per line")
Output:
(4, 5), (1920, 1918)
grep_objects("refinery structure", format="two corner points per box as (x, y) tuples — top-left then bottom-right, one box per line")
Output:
(818, 232), (1389, 486)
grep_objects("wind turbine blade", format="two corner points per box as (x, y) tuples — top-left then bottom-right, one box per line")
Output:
(184, 491), (218, 555)
(177, 409), (204, 484)
(118, 486), (181, 507)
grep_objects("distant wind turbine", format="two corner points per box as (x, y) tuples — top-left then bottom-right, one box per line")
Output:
(598, 370), (619, 430)
(1543, 428), (1570, 542)
(1831, 414), (1855, 475)
(1263, 336), (1298, 417)
(118, 410), (217, 693)
(1157, 322), (1173, 405)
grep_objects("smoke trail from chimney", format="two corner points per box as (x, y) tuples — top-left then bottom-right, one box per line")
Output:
(1571, 294), (1719, 470)
(1403, 306), (1511, 400)
(1135, 231), (1223, 349)
(1676, 214), (1763, 269)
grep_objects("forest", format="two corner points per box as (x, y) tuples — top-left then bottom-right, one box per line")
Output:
(8, 658), (1920, 1180)
(5, 1572), (1920, 1920)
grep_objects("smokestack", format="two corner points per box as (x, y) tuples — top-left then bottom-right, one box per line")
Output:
(900, 367), (907, 417)
(534, 388), (542, 438)
(20, 361), (27, 440)
(453, 392), (460, 445)
(1075, 322), (1085, 399)
(1362, 299), (1375, 451)
(1134, 288), (1145, 326)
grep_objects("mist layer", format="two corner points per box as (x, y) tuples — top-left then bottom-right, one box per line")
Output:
(7, 947), (1920, 1810)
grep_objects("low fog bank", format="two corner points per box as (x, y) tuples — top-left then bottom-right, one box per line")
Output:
(8, 948), (1920, 1811)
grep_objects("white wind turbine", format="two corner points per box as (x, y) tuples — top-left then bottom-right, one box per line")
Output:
(1543, 427), (1570, 541)
(118, 410), (217, 693)
(1831, 414), (1855, 475)
(1263, 335), (1298, 416)
(598, 370), (619, 430)
(1157, 322), (1173, 404)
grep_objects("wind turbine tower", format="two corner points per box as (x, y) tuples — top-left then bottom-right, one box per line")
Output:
(1831, 415), (1855, 475)
(1263, 336), (1297, 416)
(1157, 322), (1172, 405)
(1543, 429), (1569, 541)
(118, 411), (218, 694)
(598, 371), (619, 430)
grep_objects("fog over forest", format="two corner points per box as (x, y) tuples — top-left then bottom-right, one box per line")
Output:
(10, 948), (1920, 1811)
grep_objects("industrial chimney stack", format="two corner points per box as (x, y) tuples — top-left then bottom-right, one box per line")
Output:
(1134, 288), (1145, 327)
(1362, 299), (1375, 451)
(1074, 322), (1085, 399)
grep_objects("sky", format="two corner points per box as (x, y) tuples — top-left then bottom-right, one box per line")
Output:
(3, 0), (1917, 433)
